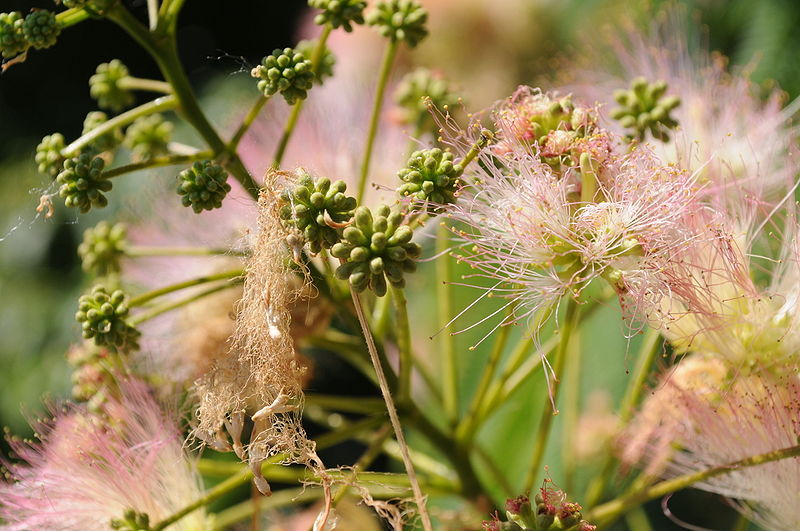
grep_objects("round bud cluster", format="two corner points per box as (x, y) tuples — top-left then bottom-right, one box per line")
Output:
(483, 488), (596, 531)
(110, 509), (151, 531)
(394, 68), (459, 133)
(83, 111), (123, 153)
(252, 48), (315, 105)
(280, 172), (356, 254)
(35, 133), (66, 177)
(0, 12), (27, 59)
(611, 77), (680, 142)
(76, 285), (140, 351)
(331, 205), (421, 296)
(57, 152), (111, 213)
(366, 0), (428, 48)
(124, 113), (173, 160)
(397, 148), (463, 209)
(90, 60), (135, 112)
(177, 160), (231, 213)
(497, 91), (609, 171)
(296, 39), (335, 84)
(308, 0), (366, 31)
(22, 10), (60, 50)
(78, 221), (127, 276)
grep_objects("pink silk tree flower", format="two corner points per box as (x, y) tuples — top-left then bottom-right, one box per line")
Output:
(0, 378), (206, 531)
(624, 366), (800, 530)
(567, 9), (799, 213)
(445, 89), (705, 343)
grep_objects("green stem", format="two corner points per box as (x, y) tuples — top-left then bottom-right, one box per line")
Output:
(402, 401), (484, 499)
(303, 330), (378, 386)
(584, 327), (662, 508)
(229, 95), (269, 151)
(523, 297), (580, 493)
(128, 268), (242, 307)
(129, 282), (238, 325)
(561, 312), (582, 494)
(211, 486), (318, 530)
(63, 96), (178, 156)
(351, 291), (434, 531)
(107, 6), (261, 199)
(356, 40), (398, 203)
(55, 8), (90, 28)
(437, 223), (459, 425)
(151, 468), (252, 530)
(102, 151), (212, 179)
(587, 443), (800, 526)
(391, 285), (413, 401)
(304, 394), (385, 415)
(620, 328), (662, 422)
(271, 25), (333, 168)
(126, 245), (248, 257)
(455, 305), (513, 444)
(117, 76), (173, 94)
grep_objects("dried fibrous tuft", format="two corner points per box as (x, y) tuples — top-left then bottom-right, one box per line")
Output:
(193, 175), (322, 496)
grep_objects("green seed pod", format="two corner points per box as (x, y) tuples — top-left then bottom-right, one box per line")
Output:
(57, 152), (111, 213)
(296, 39), (335, 84)
(82, 111), (123, 153)
(23, 10), (60, 50)
(90, 60), (134, 112)
(176, 160), (231, 213)
(280, 170), (356, 254)
(333, 204), (419, 296)
(366, 0), (428, 48)
(394, 68), (460, 134)
(78, 221), (127, 276)
(612, 77), (680, 143)
(124, 113), (173, 160)
(252, 48), (315, 105)
(397, 148), (463, 211)
(76, 285), (140, 352)
(35, 133), (66, 177)
(308, 0), (366, 31)
(0, 12), (27, 58)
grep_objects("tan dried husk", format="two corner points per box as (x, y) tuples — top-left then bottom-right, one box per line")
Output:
(192, 183), (324, 497)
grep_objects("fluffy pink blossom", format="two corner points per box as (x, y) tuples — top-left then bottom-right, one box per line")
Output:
(623, 366), (800, 530)
(446, 89), (704, 342)
(568, 10), (799, 211)
(0, 378), (206, 530)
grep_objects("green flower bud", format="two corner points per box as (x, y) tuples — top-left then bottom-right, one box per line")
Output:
(35, 133), (66, 177)
(90, 60), (134, 112)
(177, 160), (231, 213)
(82, 111), (123, 153)
(124, 113), (173, 160)
(251, 48), (315, 105)
(612, 77), (680, 142)
(76, 285), (140, 352)
(0, 12), (28, 59)
(296, 39), (335, 84)
(78, 221), (127, 276)
(57, 152), (111, 213)
(367, 0), (428, 48)
(332, 205), (419, 296)
(110, 509), (151, 531)
(23, 10), (60, 50)
(280, 171), (356, 254)
(397, 148), (463, 211)
(394, 68), (460, 134)
(308, 0), (366, 31)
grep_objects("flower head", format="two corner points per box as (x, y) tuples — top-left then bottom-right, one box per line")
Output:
(0, 378), (206, 530)
(447, 90), (703, 341)
(623, 367), (800, 531)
